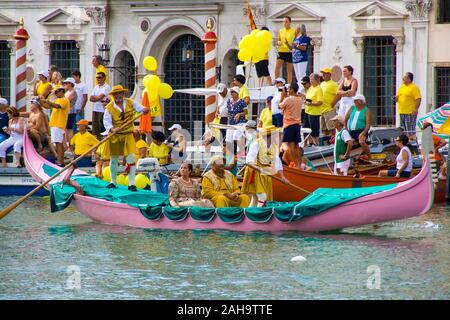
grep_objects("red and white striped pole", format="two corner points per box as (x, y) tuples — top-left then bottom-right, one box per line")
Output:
(14, 18), (29, 112)
(201, 19), (217, 125)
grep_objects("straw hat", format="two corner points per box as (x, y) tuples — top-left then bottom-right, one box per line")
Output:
(109, 85), (128, 95)
(209, 155), (224, 165)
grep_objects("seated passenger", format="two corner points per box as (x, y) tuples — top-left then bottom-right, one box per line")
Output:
(94, 143), (110, 179)
(133, 129), (148, 162)
(169, 162), (214, 208)
(344, 94), (371, 159)
(148, 131), (170, 165)
(0, 107), (25, 167)
(282, 145), (312, 171)
(70, 119), (99, 167)
(201, 155), (250, 208)
(378, 134), (412, 178)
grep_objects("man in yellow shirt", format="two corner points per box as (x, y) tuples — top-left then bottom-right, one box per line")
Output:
(275, 16), (295, 84)
(92, 55), (109, 85)
(133, 129), (149, 161)
(395, 72), (421, 140)
(70, 119), (99, 167)
(302, 74), (323, 146)
(258, 96), (273, 128)
(202, 155), (250, 208)
(38, 87), (70, 166)
(320, 68), (338, 137)
(148, 130), (170, 165)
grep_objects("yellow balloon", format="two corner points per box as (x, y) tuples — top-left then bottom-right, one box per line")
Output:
(135, 174), (148, 189)
(143, 75), (152, 88)
(239, 34), (256, 51)
(117, 174), (127, 186)
(238, 48), (252, 62)
(143, 56), (158, 71)
(102, 166), (111, 181)
(250, 29), (259, 37)
(147, 75), (161, 91)
(256, 30), (272, 48)
(158, 83), (174, 99)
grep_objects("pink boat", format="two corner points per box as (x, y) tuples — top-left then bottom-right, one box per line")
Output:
(23, 129), (435, 233)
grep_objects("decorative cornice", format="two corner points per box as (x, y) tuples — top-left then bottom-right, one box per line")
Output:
(129, 4), (223, 16)
(404, 0), (432, 21)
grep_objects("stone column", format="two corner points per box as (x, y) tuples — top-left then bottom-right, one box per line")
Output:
(393, 36), (405, 127)
(7, 40), (16, 106)
(352, 36), (364, 83)
(310, 37), (322, 74)
(404, 0), (432, 120)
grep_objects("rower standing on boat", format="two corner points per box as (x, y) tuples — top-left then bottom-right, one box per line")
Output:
(242, 125), (289, 207)
(102, 85), (149, 192)
(332, 115), (352, 176)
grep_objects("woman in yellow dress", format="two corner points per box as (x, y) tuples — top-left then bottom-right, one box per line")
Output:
(242, 125), (289, 207)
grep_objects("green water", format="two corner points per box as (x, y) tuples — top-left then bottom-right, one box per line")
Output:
(0, 196), (449, 300)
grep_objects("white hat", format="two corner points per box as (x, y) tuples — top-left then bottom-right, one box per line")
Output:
(62, 77), (76, 86)
(331, 115), (345, 124)
(353, 94), (366, 103)
(37, 70), (49, 79)
(230, 86), (240, 94)
(216, 83), (227, 93)
(209, 155), (224, 165)
(168, 123), (182, 131)
(0, 98), (8, 105)
(275, 77), (286, 84)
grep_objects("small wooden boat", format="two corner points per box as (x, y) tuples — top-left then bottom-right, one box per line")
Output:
(23, 128), (435, 233)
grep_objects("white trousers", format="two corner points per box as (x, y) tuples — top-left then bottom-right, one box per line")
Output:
(293, 61), (308, 82)
(0, 136), (23, 158)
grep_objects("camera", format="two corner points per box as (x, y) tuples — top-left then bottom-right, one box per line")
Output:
(306, 99), (312, 104)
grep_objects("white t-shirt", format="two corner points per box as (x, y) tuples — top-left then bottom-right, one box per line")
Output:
(74, 82), (88, 112)
(217, 93), (230, 117)
(396, 146), (413, 172)
(271, 90), (282, 115)
(91, 83), (111, 113)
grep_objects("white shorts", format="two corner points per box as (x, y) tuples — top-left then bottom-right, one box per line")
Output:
(50, 127), (65, 144)
(335, 159), (351, 176)
(225, 124), (245, 143)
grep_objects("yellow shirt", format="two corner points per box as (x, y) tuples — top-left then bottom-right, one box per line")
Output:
(49, 97), (70, 129)
(239, 85), (250, 101)
(259, 107), (272, 128)
(305, 85), (324, 116)
(148, 142), (170, 165)
(320, 80), (338, 113)
(36, 81), (52, 99)
(70, 131), (99, 156)
(278, 28), (296, 53)
(397, 83), (421, 114)
(135, 139), (149, 160)
(96, 65), (109, 85)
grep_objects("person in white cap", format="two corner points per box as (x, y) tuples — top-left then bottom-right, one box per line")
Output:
(62, 77), (78, 145)
(33, 70), (52, 100)
(225, 86), (247, 155)
(344, 94), (371, 159)
(331, 115), (352, 176)
(167, 123), (185, 163)
(271, 78), (286, 128)
(216, 83), (229, 141)
(0, 97), (10, 144)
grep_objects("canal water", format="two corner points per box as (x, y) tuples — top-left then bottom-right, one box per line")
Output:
(0, 196), (449, 300)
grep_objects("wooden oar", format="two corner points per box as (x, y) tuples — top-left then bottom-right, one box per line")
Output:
(246, 163), (310, 194)
(0, 112), (144, 220)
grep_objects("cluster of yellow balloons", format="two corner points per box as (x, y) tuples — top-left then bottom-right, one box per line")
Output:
(238, 29), (273, 63)
(142, 56), (174, 101)
(101, 167), (150, 189)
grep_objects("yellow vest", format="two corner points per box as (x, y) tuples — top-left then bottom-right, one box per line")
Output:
(105, 98), (134, 134)
(257, 138), (277, 167)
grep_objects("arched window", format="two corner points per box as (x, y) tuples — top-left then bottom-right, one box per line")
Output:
(163, 34), (205, 133)
(0, 41), (11, 101)
(112, 50), (136, 97)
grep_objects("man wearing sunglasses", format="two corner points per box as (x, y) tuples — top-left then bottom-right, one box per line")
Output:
(102, 85), (149, 192)
(90, 72), (111, 140)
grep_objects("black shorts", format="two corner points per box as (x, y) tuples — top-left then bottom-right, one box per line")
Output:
(283, 124), (301, 144)
(255, 60), (270, 77)
(277, 52), (293, 63)
(349, 129), (364, 141)
(304, 114), (321, 138)
(66, 113), (76, 129)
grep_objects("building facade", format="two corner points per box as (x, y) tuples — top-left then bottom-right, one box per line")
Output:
(0, 0), (449, 132)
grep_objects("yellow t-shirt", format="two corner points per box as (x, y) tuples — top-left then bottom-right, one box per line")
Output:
(305, 85), (324, 116)
(320, 80), (338, 113)
(259, 107), (272, 128)
(239, 85), (250, 101)
(96, 65), (109, 85)
(135, 139), (149, 161)
(49, 97), (70, 129)
(397, 83), (421, 114)
(148, 142), (170, 165)
(36, 81), (52, 99)
(70, 131), (99, 156)
(278, 28), (296, 53)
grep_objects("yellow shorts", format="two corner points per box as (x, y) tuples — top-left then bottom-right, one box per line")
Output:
(103, 133), (136, 157)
